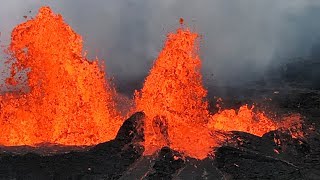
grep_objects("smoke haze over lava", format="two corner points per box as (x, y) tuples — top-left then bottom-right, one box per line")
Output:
(1, 1), (320, 93)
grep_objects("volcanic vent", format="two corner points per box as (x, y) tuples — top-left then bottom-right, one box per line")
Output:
(0, 6), (319, 179)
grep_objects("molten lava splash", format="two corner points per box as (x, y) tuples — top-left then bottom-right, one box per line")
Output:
(135, 27), (217, 159)
(209, 104), (303, 138)
(0, 7), (122, 146)
(135, 24), (303, 159)
(209, 105), (278, 137)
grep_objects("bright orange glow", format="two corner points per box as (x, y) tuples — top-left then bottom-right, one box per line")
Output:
(0, 7), (122, 146)
(135, 25), (303, 159)
(209, 105), (303, 138)
(209, 105), (278, 137)
(135, 27), (218, 159)
(0, 7), (304, 160)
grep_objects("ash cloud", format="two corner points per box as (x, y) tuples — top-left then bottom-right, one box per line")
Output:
(1, 1), (320, 94)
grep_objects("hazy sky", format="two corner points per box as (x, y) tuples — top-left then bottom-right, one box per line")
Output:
(1, 0), (320, 89)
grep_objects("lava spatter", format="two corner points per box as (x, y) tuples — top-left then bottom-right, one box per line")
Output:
(0, 7), (122, 146)
(209, 105), (278, 137)
(0, 7), (304, 160)
(135, 24), (303, 159)
(135, 27), (217, 159)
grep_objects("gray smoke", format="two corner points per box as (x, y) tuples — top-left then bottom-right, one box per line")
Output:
(1, 0), (320, 92)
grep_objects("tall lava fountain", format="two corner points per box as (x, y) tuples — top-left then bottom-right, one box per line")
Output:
(135, 24), (216, 159)
(0, 7), (122, 146)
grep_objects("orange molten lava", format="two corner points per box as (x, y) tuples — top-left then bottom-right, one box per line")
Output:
(0, 7), (303, 160)
(0, 7), (122, 146)
(135, 27), (217, 159)
(209, 105), (277, 137)
(209, 104), (303, 138)
(135, 24), (303, 159)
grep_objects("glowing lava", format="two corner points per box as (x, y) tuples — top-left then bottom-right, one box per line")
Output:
(135, 22), (303, 159)
(0, 7), (122, 146)
(209, 105), (278, 137)
(0, 7), (303, 160)
(209, 103), (303, 138)
(135, 26), (217, 159)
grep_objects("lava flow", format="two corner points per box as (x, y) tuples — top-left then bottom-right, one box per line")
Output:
(0, 7), (122, 146)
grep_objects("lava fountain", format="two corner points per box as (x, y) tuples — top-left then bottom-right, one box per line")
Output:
(135, 20), (303, 159)
(0, 7), (303, 160)
(0, 7), (122, 146)
(135, 23), (219, 159)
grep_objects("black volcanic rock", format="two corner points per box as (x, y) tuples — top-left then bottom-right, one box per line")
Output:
(0, 112), (145, 180)
(215, 130), (320, 180)
(143, 130), (319, 180)
(145, 147), (185, 179)
(215, 146), (302, 180)
(121, 146), (224, 180)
